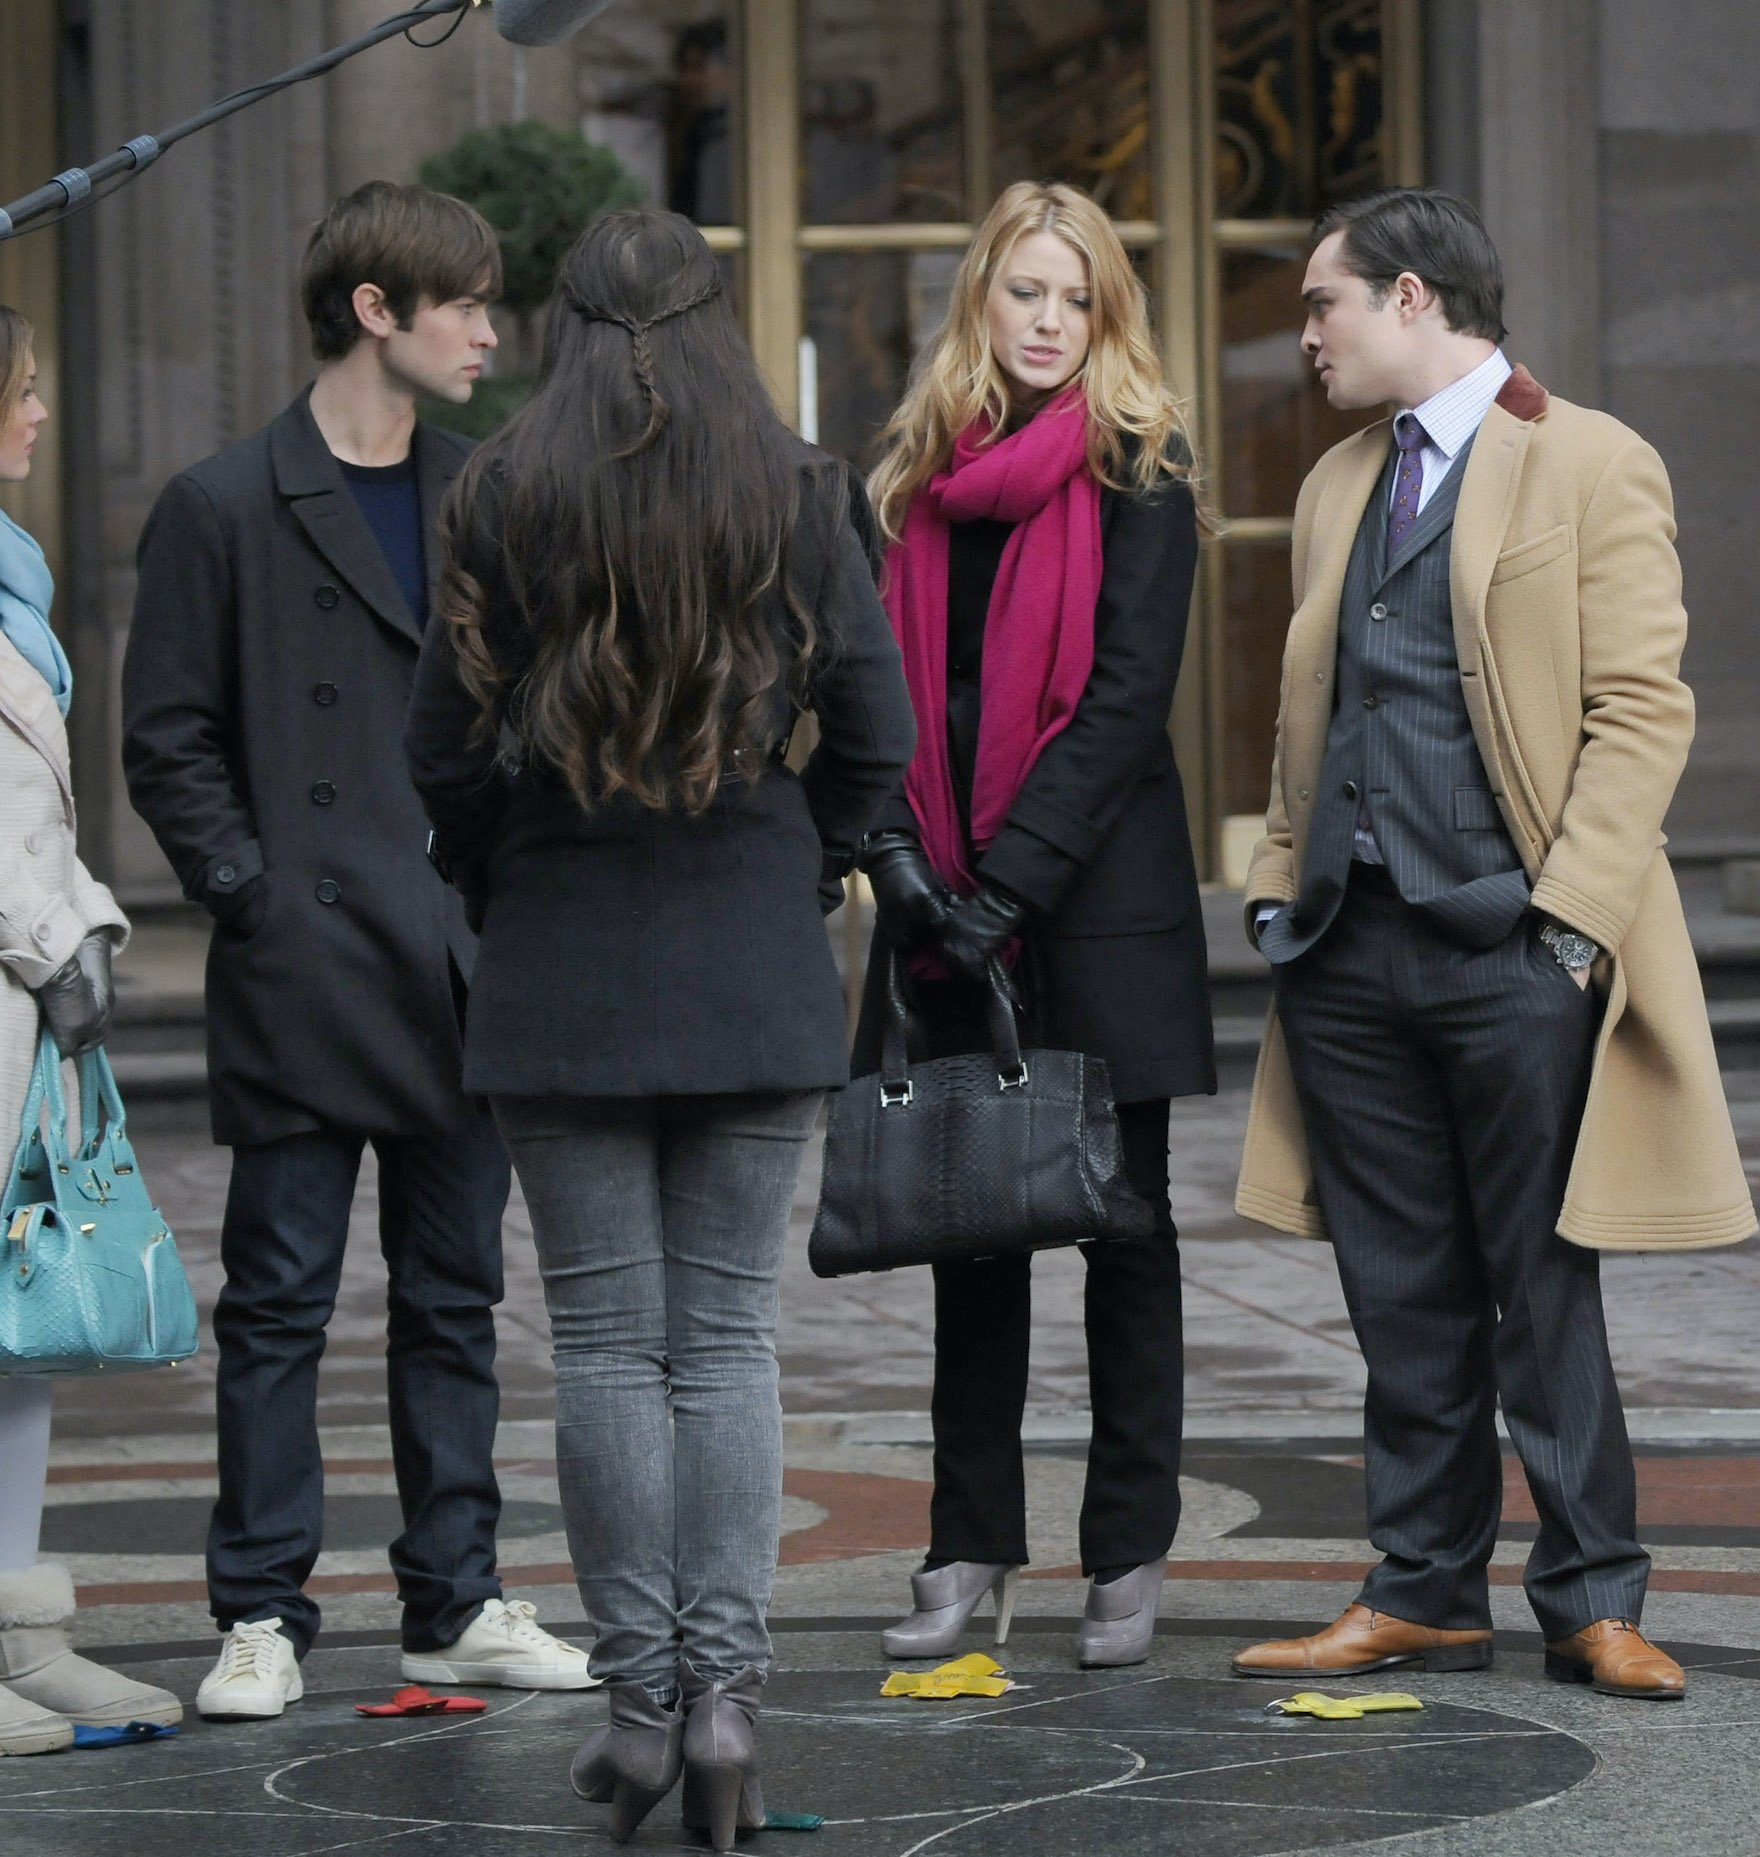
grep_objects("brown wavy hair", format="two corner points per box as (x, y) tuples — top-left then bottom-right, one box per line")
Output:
(440, 210), (815, 815)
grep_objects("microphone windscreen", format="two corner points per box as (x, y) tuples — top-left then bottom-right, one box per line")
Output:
(491, 0), (615, 45)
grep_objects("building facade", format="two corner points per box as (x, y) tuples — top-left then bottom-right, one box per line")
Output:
(1, 0), (1756, 902)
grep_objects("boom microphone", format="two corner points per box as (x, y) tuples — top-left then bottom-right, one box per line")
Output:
(491, 0), (618, 44)
(0, 1), (627, 240)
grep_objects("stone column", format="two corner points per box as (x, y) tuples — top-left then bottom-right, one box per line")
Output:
(1597, 0), (1760, 852)
(1428, 0), (1603, 405)
(75, 0), (328, 895)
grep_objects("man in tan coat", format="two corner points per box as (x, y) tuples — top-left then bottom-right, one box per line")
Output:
(1232, 189), (1755, 1701)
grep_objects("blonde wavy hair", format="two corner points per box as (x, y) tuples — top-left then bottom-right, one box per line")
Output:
(868, 181), (1211, 541)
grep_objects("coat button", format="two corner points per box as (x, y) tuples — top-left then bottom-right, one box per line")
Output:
(315, 879), (341, 905)
(215, 864), (236, 884)
(314, 681), (338, 706)
(1343, 780), (1360, 801)
(315, 584), (340, 610)
(23, 830), (42, 854)
(1370, 602), (1389, 621)
(311, 781), (336, 806)
(1363, 694), (1380, 709)
(1297, 788), (1309, 801)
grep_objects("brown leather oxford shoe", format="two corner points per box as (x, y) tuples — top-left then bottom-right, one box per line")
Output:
(1544, 1620), (1685, 1700)
(1232, 1602), (1493, 1678)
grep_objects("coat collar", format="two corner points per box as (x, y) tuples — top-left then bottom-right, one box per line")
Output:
(1449, 365), (1550, 675)
(1494, 363), (1549, 422)
(1298, 363), (1552, 633)
(269, 388), (468, 647)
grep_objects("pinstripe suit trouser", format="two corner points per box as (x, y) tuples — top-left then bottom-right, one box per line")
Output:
(1275, 862), (1650, 1638)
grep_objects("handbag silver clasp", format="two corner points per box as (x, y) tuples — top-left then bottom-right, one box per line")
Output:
(997, 1062), (1029, 1092)
(879, 1079), (914, 1108)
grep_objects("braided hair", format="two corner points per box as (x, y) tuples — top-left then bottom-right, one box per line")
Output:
(439, 210), (821, 818)
(563, 272), (724, 456)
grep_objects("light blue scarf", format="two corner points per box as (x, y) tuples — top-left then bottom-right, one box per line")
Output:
(0, 507), (71, 715)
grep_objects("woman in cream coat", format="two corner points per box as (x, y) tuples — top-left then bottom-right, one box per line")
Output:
(0, 304), (180, 1755)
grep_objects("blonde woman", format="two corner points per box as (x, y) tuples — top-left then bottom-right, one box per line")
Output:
(0, 304), (181, 1753)
(857, 182), (1214, 1669)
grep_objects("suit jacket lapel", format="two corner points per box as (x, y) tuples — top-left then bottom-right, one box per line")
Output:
(1298, 422), (1392, 654)
(1451, 401), (1534, 680)
(270, 391), (422, 648)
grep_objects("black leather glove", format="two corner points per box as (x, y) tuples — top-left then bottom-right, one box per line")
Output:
(860, 831), (954, 949)
(37, 931), (116, 1057)
(938, 884), (1029, 985)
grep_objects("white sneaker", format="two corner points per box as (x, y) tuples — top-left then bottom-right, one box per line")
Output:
(400, 1599), (598, 1691)
(196, 1620), (303, 1721)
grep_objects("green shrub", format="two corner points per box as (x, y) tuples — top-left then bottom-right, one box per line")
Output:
(419, 119), (645, 320)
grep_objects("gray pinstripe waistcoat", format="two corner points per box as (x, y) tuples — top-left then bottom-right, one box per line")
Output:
(1261, 434), (1530, 963)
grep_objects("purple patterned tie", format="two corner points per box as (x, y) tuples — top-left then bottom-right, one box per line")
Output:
(1386, 411), (1429, 557)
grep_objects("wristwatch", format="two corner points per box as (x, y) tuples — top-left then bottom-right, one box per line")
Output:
(1537, 919), (1599, 971)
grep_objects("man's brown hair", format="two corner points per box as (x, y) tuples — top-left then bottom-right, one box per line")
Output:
(300, 180), (502, 362)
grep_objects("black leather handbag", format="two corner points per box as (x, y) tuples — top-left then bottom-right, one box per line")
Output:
(808, 952), (1155, 1277)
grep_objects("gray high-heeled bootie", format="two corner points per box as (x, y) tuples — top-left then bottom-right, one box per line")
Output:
(1076, 1559), (1167, 1669)
(679, 1662), (765, 1852)
(0, 1564), (181, 1729)
(570, 1682), (685, 1843)
(881, 1560), (1020, 1660)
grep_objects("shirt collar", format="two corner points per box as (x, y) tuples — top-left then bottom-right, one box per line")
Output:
(1402, 348), (1513, 462)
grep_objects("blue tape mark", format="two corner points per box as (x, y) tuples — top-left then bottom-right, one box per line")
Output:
(73, 1720), (180, 1749)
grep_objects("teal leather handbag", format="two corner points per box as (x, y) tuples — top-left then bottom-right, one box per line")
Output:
(0, 1030), (199, 1374)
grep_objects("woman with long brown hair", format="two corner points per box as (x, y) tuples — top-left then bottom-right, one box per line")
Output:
(405, 210), (913, 1845)
(859, 181), (1214, 1670)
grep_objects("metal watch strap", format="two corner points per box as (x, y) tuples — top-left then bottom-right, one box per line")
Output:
(1538, 920), (1598, 970)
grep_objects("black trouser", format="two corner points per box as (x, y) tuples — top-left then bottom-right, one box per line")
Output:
(1274, 863), (1648, 1639)
(926, 1096), (1183, 1574)
(206, 1105), (511, 1656)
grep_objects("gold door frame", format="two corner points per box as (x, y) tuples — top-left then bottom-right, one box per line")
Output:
(735, 0), (1422, 877)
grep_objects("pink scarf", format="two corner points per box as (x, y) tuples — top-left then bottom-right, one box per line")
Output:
(883, 392), (1103, 891)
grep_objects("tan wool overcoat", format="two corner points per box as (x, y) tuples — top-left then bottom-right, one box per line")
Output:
(1236, 367), (1757, 1253)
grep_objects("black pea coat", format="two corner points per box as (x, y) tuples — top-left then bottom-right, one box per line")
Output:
(403, 445), (917, 1100)
(854, 476), (1216, 1104)
(122, 390), (480, 1147)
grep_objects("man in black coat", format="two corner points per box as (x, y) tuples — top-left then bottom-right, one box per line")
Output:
(122, 182), (592, 1719)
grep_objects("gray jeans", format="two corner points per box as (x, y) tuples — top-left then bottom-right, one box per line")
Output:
(494, 1090), (821, 1691)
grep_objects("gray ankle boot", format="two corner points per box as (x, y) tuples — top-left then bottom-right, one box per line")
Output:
(679, 1662), (765, 1852)
(570, 1682), (684, 1843)
(0, 1564), (181, 1729)
(881, 1561), (1020, 1660)
(1077, 1559), (1167, 1669)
